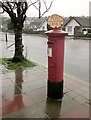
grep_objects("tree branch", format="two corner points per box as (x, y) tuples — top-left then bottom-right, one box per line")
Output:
(40, 0), (54, 18)
(6, 2), (14, 12)
(28, 0), (39, 10)
(0, 2), (4, 13)
(21, 2), (28, 15)
(29, 0), (54, 18)
(1, 1), (16, 17)
(42, 0), (47, 9)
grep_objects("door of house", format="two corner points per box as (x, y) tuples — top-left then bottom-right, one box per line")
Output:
(67, 26), (73, 35)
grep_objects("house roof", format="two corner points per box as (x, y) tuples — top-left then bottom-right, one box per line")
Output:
(29, 17), (48, 29)
(62, 17), (69, 27)
(25, 16), (89, 30)
(63, 17), (89, 27)
(29, 17), (70, 29)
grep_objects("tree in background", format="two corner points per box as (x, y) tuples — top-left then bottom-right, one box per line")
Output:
(6, 19), (14, 30)
(0, 0), (53, 62)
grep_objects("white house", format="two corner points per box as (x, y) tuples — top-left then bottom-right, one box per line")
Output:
(63, 17), (89, 36)
(23, 16), (90, 36)
(64, 18), (80, 35)
(29, 17), (48, 31)
(37, 20), (47, 31)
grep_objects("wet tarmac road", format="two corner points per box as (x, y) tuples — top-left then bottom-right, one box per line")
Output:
(0, 32), (89, 83)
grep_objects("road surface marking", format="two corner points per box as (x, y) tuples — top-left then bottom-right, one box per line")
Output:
(64, 73), (91, 88)
(29, 62), (90, 87)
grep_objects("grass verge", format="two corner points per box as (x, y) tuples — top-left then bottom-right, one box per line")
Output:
(0, 58), (36, 70)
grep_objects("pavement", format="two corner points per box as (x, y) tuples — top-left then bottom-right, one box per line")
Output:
(0, 63), (90, 120)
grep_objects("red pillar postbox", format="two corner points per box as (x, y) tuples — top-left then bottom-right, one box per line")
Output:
(45, 29), (68, 100)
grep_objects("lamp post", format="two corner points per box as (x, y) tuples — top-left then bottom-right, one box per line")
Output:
(5, 28), (8, 42)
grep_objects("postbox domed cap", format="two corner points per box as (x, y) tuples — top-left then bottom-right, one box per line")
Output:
(45, 29), (68, 37)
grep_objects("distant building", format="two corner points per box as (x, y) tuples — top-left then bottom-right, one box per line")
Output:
(23, 17), (33, 30)
(0, 17), (9, 31)
(63, 16), (90, 36)
(29, 17), (48, 31)
(22, 16), (91, 36)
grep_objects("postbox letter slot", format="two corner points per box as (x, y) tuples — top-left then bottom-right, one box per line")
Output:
(47, 41), (53, 45)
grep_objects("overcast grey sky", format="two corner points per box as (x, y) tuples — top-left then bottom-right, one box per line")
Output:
(1, 0), (90, 17)
(26, 0), (90, 17)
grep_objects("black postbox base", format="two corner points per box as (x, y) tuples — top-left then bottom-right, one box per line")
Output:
(47, 80), (64, 101)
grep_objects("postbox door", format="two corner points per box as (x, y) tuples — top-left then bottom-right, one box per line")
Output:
(47, 40), (56, 82)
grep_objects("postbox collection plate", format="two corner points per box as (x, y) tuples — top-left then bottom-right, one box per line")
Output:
(47, 48), (52, 57)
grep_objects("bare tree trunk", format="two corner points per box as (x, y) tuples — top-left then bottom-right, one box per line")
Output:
(12, 28), (25, 62)
(0, 0), (53, 62)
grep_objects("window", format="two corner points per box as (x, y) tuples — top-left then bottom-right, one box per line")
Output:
(42, 26), (45, 31)
(67, 26), (72, 32)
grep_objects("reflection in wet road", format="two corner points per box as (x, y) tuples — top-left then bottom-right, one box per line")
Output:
(0, 32), (89, 82)
(64, 39), (89, 82)
(2, 68), (25, 115)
